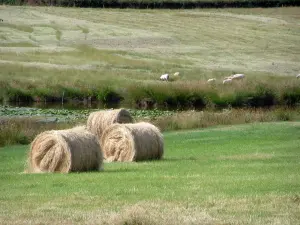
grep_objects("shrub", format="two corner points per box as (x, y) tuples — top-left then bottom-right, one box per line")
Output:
(247, 85), (277, 108)
(0, 118), (73, 147)
(31, 87), (61, 102)
(281, 87), (300, 107)
(6, 88), (33, 102)
(96, 87), (124, 104)
(16, 133), (30, 145)
(61, 87), (85, 100)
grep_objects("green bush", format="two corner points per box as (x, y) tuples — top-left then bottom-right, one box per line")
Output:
(6, 88), (33, 102)
(16, 133), (30, 145)
(247, 85), (277, 108)
(31, 87), (61, 102)
(234, 92), (252, 107)
(96, 86), (123, 104)
(281, 87), (300, 107)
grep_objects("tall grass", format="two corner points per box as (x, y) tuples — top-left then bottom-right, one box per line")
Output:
(1, 108), (299, 147)
(149, 108), (300, 131)
(1, 76), (300, 109)
(0, 118), (74, 147)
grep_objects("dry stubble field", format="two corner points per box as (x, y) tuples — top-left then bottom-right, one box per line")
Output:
(0, 6), (299, 82)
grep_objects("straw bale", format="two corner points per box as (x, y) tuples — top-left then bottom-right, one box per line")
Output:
(27, 126), (103, 173)
(87, 108), (133, 140)
(100, 122), (164, 162)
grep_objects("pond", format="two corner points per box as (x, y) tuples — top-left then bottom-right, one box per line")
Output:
(4, 101), (126, 110)
(0, 104), (175, 123)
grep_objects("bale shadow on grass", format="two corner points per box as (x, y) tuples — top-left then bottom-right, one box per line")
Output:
(162, 156), (198, 161)
(103, 168), (137, 173)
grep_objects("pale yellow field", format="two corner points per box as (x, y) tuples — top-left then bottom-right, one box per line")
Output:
(0, 6), (299, 81)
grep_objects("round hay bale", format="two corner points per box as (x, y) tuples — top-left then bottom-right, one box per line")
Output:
(87, 108), (133, 140)
(100, 122), (164, 162)
(27, 126), (103, 173)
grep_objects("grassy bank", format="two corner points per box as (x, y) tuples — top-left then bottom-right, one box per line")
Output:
(0, 122), (299, 224)
(1, 106), (299, 146)
(1, 0), (300, 8)
(0, 6), (300, 108)
(1, 72), (300, 109)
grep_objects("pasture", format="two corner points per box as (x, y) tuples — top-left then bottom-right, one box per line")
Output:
(1, 6), (299, 78)
(0, 6), (300, 107)
(0, 122), (300, 224)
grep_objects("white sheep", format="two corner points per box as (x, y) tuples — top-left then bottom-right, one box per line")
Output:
(231, 74), (245, 80)
(223, 78), (232, 84)
(207, 78), (216, 83)
(160, 74), (169, 81)
(296, 74), (300, 79)
(174, 72), (180, 76)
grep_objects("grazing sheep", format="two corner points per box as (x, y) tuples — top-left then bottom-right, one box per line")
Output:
(160, 74), (169, 81)
(207, 78), (216, 83)
(296, 74), (300, 79)
(174, 72), (180, 76)
(223, 78), (232, 84)
(231, 74), (245, 80)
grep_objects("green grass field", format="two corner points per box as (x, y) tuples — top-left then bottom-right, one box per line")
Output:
(1, 122), (299, 224)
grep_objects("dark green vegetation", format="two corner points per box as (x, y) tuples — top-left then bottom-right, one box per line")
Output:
(0, 106), (173, 121)
(1, 0), (300, 8)
(0, 122), (299, 224)
(1, 66), (300, 110)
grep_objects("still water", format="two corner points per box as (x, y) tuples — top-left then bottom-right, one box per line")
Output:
(4, 101), (129, 110)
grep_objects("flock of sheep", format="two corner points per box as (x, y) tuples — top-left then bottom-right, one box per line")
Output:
(160, 72), (300, 83)
(213, 73), (245, 84)
(26, 109), (164, 173)
(160, 72), (245, 83)
(159, 72), (180, 81)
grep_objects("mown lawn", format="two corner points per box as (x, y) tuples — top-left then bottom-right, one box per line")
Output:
(0, 122), (299, 224)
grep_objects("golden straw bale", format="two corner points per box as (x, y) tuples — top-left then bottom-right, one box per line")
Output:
(27, 126), (103, 173)
(100, 122), (164, 162)
(87, 108), (133, 140)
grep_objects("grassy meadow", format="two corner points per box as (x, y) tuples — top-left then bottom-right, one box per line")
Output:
(0, 6), (300, 108)
(0, 122), (299, 224)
